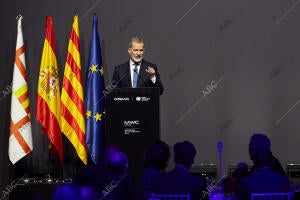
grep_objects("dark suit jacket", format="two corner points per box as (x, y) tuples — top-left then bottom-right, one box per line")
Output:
(154, 167), (208, 200)
(111, 60), (164, 95)
(237, 167), (291, 200)
(141, 167), (162, 200)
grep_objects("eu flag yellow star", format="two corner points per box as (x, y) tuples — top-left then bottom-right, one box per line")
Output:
(94, 112), (102, 121)
(90, 64), (98, 73)
(86, 110), (92, 118)
(99, 66), (104, 76)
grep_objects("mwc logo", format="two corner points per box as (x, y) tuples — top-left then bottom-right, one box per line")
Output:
(124, 120), (140, 127)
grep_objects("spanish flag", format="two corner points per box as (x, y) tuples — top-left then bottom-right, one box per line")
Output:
(35, 16), (63, 164)
(61, 15), (87, 164)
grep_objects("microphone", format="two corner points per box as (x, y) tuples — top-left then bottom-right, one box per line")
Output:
(217, 141), (223, 153)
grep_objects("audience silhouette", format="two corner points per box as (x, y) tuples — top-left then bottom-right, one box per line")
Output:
(141, 140), (170, 200)
(64, 134), (292, 200)
(72, 146), (139, 200)
(248, 133), (285, 175)
(52, 183), (98, 200)
(237, 134), (291, 200)
(154, 140), (208, 200)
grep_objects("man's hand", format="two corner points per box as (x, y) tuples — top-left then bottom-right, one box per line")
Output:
(146, 66), (155, 78)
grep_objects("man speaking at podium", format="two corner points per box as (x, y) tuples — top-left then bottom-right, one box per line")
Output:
(111, 37), (164, 95)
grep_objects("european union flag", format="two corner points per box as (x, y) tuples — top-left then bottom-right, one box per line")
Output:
(85, 15), (105, 164)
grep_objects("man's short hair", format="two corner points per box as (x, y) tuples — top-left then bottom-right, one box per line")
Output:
(104, 145), (121, 164)
(174, 140), (196, 166)
(143, 140), (170, 170)
(129, 37), (144, 48)
(107, 151), (129, 172)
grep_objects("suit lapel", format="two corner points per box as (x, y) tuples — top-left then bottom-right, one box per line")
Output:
(137, 61), (148, 87)
(123, 61), (132, 87)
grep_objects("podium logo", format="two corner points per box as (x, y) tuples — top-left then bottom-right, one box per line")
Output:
(136, 96), (150, 102)
(124, 120), (140, 127)
(113, 97), (130, 101)
(136, 96), (141, 101)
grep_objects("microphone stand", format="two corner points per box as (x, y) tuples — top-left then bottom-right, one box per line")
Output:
(217, 141), (223, 188)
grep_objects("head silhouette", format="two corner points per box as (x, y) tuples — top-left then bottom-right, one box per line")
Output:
(174, 140), (196, 169)
(143, 140), (170, 171)
(51, 183), (81, 200)
(106, 150), (129, 172)
(248, 133), (271, 161)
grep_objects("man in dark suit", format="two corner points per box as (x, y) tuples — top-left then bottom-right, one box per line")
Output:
(154, 141), (208, 200)
(111, 37), (164, 95)
(238, 149), (291, 200)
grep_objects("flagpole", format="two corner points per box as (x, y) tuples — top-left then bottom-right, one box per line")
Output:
(47, 143), (52, 181)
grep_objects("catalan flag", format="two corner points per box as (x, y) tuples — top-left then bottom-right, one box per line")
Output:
(85, 15), (105, 164)
(35, 16), (63, 164)
(9, 15), (33, 164)
(61, 15), (87, 164)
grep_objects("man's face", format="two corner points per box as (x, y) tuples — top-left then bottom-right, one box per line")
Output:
(128, 42), (144, 63)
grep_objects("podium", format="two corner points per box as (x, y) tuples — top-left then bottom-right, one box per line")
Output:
(105, 87), (160, 185)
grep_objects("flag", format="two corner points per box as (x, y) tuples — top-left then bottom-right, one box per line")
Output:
(9, 15), (33, 164)
(35, 16), (63, 164)
(61, 15), (87, 164)
(85, 15), (105, 164)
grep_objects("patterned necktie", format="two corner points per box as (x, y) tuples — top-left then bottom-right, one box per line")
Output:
(132, 64), (138, 88)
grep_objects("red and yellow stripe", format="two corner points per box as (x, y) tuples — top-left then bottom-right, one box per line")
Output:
(61, 15), (87, 164)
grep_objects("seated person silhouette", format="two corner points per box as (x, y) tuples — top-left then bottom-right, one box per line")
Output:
(248, 133), (285, 175)
(52, 183), (82, 200)
(221, 176), (238, 200)
(219, 162), (249, 200)
(73, 147), (139, 200)
(141, 140), (170, 200)
(237, 148), (291, 200)
(232, 162), (249, 180)
(52, 183), (98, 200)
(154, 140), (208, 200)
(80, 186), (98, 200)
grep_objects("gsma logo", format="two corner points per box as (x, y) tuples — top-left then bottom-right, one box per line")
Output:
(113, 97), (130, 101)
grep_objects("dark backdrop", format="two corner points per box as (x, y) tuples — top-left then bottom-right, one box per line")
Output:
(1, 0), (300, 192)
